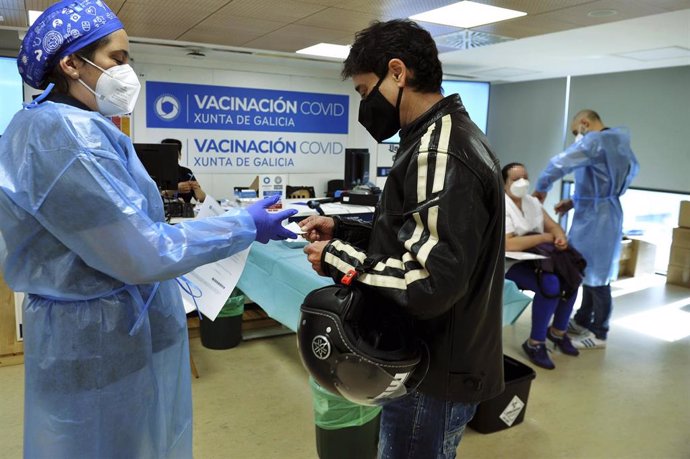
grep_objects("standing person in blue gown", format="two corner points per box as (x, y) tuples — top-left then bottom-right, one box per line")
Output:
(533, 109), (639, 349)
(0, 2), (295, 457)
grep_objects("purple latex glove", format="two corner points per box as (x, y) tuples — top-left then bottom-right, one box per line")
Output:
(246, 195), (298, 243)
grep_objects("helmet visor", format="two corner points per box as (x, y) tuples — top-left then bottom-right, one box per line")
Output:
(333, 354), (416, 406)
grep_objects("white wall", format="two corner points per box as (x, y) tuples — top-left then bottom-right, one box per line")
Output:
(487, 65), (690, 220)
(128, 46), (378, 199)
(568, 66), (690, 193)
(487, 77), (569, 216)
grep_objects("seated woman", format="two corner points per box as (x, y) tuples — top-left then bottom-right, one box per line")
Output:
(503, 162), (579, 370)
(161, 138), (206, 203)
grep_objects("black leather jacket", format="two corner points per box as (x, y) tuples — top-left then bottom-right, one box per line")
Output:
(322, 95), (505, 402)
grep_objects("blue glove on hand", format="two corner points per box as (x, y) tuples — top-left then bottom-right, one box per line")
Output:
(246, 195), (299, 244)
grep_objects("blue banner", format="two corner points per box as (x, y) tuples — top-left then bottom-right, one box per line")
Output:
(146, 81), (349, 134)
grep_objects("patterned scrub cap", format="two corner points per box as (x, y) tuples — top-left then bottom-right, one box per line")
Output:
(17, 0), (124, 89)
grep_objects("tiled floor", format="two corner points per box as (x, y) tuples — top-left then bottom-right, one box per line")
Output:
(1, 275), (688, 458)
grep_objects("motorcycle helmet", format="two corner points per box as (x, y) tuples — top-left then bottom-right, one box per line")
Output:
(297, 281), (428, 406)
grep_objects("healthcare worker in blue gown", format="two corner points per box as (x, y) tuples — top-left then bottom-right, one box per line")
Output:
(0, 2), (296, 458)
(533, 109), (639, 350)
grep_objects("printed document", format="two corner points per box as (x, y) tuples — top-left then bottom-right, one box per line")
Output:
(178, 196), (250, 320)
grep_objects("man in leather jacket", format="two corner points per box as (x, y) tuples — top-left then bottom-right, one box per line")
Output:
(300, 19), (505, 458)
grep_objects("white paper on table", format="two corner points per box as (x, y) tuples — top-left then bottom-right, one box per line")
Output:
(179, 195), (250, 320)
(505, 251), (548, 261)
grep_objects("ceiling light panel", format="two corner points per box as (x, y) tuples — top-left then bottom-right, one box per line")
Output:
(27, 9), (42, 26)
(410, 1), (526, 29)
(617, 46), (690, 61)
(296, 43), (351, 59)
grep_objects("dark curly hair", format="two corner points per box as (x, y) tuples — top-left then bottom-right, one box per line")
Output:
(342, 19), (443, 93)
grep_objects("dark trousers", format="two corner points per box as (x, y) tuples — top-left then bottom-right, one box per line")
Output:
(574, 285), (612, 340)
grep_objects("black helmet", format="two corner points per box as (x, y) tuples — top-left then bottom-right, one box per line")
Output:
(297, 282), (428, 406)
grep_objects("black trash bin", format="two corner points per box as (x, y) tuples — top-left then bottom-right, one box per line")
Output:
(315, 414), (380, 459)
(199, 289), (244, 350)
(310, 378), (381, 459)
(199, 313), (242, 349)
(468, 355), (536, 434)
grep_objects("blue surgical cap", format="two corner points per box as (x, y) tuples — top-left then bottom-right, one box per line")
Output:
(17, 0), (124, 89)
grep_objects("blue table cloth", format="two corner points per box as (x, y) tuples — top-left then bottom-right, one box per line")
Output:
(238, 240), (531, 330)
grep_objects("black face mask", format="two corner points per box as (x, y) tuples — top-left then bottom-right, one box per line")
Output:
(358, 76), (403, 143)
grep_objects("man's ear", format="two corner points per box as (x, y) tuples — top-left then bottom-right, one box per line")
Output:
(387, 58), (407, 87)
(57, 55), (83, 81)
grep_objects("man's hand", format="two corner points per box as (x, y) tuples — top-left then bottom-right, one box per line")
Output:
(554, 199), (574, 215)
(299, 216), (335, 242)
(541, 233), (555, 244)
(190, 181), (201, 191)
(303, 241), (329, 276)
(178, 181), (192, 194)
(554, 236), (569, 250)
(532, 191), (547, 203)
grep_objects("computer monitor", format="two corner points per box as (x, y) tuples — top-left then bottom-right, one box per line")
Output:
(344, 148), (370, 189)
(133, 143), (179, 191)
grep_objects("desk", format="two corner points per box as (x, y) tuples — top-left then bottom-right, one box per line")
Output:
(170, 200), (375, 226)
(238, 240), (532, 330)
(282, 199), (375, 219)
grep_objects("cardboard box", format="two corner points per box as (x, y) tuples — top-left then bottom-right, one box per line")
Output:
(666, 263), (690, 288)
(619, 239), (633, 261)
(679, 201), (690, 229)
(672, 227), (690, 250)
(618, 238), (656, 278)
(669, 246), (690, 268)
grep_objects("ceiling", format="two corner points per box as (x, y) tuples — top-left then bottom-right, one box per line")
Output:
(0, 0), (689, 82)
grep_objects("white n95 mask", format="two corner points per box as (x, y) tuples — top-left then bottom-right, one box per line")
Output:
(574, 126), (586, 143)
(510, 178), (530, 198)
(78, 57), (141, 116)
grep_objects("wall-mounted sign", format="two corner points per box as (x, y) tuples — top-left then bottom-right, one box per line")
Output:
(144, 81), (350, 174)
(146, 81), (349, 134)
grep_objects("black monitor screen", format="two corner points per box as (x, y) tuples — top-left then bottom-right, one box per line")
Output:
(344, 148), (370, 189)
(133, 143), (179, 191)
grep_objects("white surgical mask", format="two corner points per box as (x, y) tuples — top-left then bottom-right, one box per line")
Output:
(78, 56), (140, 116)
(510, 178), (530, 198)
(574, 126), (586, 143)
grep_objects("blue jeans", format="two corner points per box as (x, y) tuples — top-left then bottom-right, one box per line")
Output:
(574, 285), (612, 340)
(506, 263), (578, 342)
(378, 391), (477, 459)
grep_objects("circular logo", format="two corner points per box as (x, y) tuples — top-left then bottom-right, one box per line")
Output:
(262, 176), (271, 184)
(43, 31), (64, 54)
(312, 335), (331, 360)
(275, 176), (283, 185)
(154, 94), (180, 121)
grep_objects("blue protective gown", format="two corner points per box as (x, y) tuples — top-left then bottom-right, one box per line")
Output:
(535, 127), (639, 286)
(0, 99), (257, 458)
